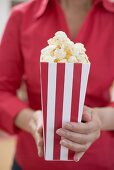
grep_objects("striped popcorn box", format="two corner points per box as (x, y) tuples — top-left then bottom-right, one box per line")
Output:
(40, 62), (90, 161)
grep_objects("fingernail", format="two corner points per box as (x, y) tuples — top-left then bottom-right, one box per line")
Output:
(56, 129), (61, 134)
(38, 151), (41, 157)
(64, 123), (72, 128)
(74, 155), (80, 162)
(38, 149), (43, 157)
(60, 140), (67, 145)
(56, 129), (64, 135)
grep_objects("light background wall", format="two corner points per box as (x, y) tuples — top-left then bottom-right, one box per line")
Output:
(0, 0), (27, 40)
(0, 0), (11, 40)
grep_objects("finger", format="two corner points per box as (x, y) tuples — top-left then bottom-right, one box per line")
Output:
(60, 139), (89, 153)
(64, 121), (98, 134)
(38, 138), (44, 157)
(34, 131), (44, 149)
(83, 105), (92, 114)
(57, 128), (100, 144)
(38, 145), (44, 157)
(82, 113), (92, 123)
(37, 135), (44, 157)
(74, 152), (85, 162)
(37, 125), (43, 135)
(82, 106), (92, 122)
(56, 128), (89, 144)
(37, 136), (44, 147)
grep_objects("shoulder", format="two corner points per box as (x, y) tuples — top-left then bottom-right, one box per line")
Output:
(10, 0), (36, 17)
(8, 0), (38, 23)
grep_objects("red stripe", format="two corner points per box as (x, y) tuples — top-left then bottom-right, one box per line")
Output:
(40, 62), (48, 156)
(68, 64), (82, 160)
(53, 63), (65, 160)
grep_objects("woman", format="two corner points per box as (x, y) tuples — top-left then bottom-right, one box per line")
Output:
(0, 0), (114, 169)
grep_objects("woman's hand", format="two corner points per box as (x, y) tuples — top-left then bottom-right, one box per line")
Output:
(56, 106), (101, 162)
(15, 109), (44, 157)
(29, 111), (44, 157)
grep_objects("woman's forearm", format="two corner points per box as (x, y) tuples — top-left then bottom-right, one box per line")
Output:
(95, 107), (114, 131)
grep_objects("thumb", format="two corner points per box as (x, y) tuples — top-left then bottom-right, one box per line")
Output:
(74, 152), (85, 162)
(82, 106), (92, 122)
(37, 124), (43, 135)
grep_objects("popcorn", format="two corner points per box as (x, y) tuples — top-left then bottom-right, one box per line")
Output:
(40, 31), (90, 63)
(54, 49), (66, 60)
(68, 56), (78, 63)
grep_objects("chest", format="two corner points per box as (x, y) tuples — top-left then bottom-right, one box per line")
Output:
(21, 8), (114, 103)
(63, 10), (89, 40)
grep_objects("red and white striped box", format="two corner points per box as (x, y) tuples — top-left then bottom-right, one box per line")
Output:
(40, 62), (90, 161)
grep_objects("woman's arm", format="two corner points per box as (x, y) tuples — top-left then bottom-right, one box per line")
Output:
(0, 8), (43, 157)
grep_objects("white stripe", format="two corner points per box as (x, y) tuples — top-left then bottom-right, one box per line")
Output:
(40, 63), (46, 155)
(45, 63), (57, 160)
(60, 63), (74, 160)
(78, 64), (90, 123)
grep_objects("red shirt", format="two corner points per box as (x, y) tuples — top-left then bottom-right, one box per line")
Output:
(0, 0), (114, 169)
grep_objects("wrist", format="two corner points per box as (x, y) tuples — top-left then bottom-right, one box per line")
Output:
(93, 107), (103, 130)
(94, 107), (114, 130)
(15, 108), (35, 134)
